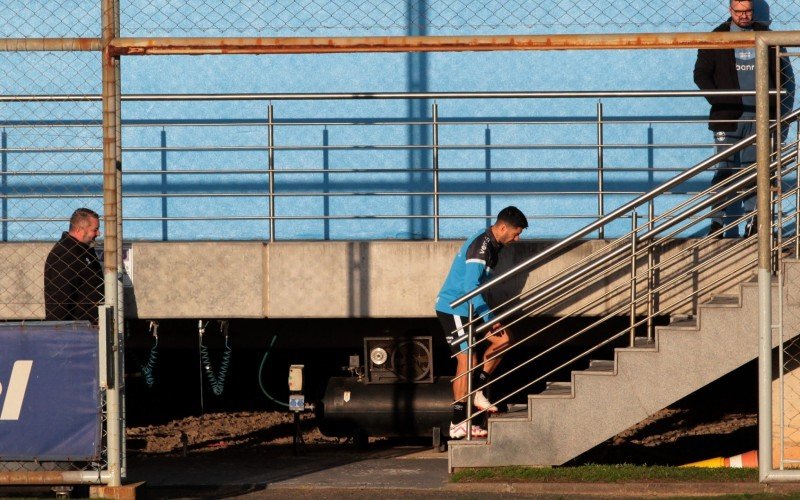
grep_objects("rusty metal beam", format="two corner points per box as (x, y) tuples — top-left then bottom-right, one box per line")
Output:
(0, 38), (101, 52)
(0, 471), (108, 485)
(2, 31), (790, 56)
(107, 31), (792, 56)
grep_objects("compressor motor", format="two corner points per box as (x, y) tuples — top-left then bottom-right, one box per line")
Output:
(317, 336), (452, 446)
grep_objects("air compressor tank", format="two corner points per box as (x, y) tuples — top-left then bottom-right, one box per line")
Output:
(318, 376), (452, 438)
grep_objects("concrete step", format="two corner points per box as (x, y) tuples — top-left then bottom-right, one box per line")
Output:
(538, 381), (572, 397)
(585, 359), (615, 373)
(705, 294), (740, 306)
(661, 318), (697, 330)
(449, 260), (800, 469)
(630, 336), (656, 350)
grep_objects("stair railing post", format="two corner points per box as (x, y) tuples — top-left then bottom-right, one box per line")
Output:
(630, 211), (638, 346)
(466, 302), (474, 441)
(597, 101), (605, 239)
(647, 201), (655, 342)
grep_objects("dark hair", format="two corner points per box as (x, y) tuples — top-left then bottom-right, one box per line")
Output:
(69, 207), (99, 231)
(496, 206), (528, 229)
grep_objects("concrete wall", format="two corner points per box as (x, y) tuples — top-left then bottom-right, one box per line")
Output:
(0, 239), (757, 320)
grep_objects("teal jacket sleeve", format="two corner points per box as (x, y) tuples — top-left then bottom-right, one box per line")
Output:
(463, 260), (494, 322)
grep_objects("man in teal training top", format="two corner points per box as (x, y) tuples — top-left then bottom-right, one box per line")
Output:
(435, 206), (528, 439)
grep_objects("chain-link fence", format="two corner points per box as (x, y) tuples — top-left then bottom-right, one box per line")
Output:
(0, 1), (99, 38)
(0, 51), (103, 320)
(117, 0), (800, 36)
(0, 44), (106, 477)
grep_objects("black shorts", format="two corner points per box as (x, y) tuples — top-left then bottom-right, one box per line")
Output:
(436, 311), (486, 356)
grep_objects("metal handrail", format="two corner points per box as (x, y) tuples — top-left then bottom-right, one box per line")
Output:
(0, 90), (777, 102)
(452, 109), (800, 426)
(1, 89), (791, 242)
(451, 106), (800, 319)
(454, 173), (761, 368)
(455, 138), (800, 371)
(473, 222), (800, 415)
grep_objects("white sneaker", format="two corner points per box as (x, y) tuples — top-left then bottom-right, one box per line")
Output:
(449, 421), (488, 439)
(473, 390), (498, 413)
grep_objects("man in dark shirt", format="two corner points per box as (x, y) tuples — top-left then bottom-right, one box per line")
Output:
(44, 208), (104, 324)
(693, 0), (776, 237)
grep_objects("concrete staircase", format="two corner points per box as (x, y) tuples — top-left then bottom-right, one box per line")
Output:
(448, 259), (800, 469)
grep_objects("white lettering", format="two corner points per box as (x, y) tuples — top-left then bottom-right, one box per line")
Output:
(0, 360), (33, 421)
(736, 63), (755, 71)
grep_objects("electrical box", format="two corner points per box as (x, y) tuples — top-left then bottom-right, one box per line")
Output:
(288, 364), (304, 392)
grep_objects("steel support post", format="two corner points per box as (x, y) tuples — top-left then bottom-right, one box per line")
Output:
(101, 0), (122, 488)
(756, 33), (774, 484)
(113, 1), (126, 479)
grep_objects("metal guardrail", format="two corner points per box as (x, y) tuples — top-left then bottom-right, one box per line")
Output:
(450, 105), (800, 439)
(1, 89), (785, 241)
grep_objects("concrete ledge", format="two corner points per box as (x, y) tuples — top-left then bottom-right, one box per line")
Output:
(0, 239), (756, 320)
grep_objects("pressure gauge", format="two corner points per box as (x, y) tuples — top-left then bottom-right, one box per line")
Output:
(370, 347), (388, 366)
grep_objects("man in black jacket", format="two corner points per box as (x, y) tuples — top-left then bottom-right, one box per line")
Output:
(44, 208), (103, 324)
(693, 0), (776, 237)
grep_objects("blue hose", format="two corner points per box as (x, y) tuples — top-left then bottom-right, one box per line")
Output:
(258, 334), (289, 408)
(141, 337), (158, 388)
(199, 321), (232, 396)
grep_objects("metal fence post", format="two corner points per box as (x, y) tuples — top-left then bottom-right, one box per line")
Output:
(113, 0), (127, 478)
(101, 0), (122, 488)
(756, 33), (774, 483)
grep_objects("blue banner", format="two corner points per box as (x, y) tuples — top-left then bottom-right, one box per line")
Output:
(0, 322), (100, 461)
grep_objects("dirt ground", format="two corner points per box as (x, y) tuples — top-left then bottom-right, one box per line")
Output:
(127, 358), (760, 464)
(127, 405), (758, 466)
(126, 411), (331, 455)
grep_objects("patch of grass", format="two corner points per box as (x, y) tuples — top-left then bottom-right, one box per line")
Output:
(451, 464), (759, 483)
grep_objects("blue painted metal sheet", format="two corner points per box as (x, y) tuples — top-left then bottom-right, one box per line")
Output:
(0, 321), (100, 461)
